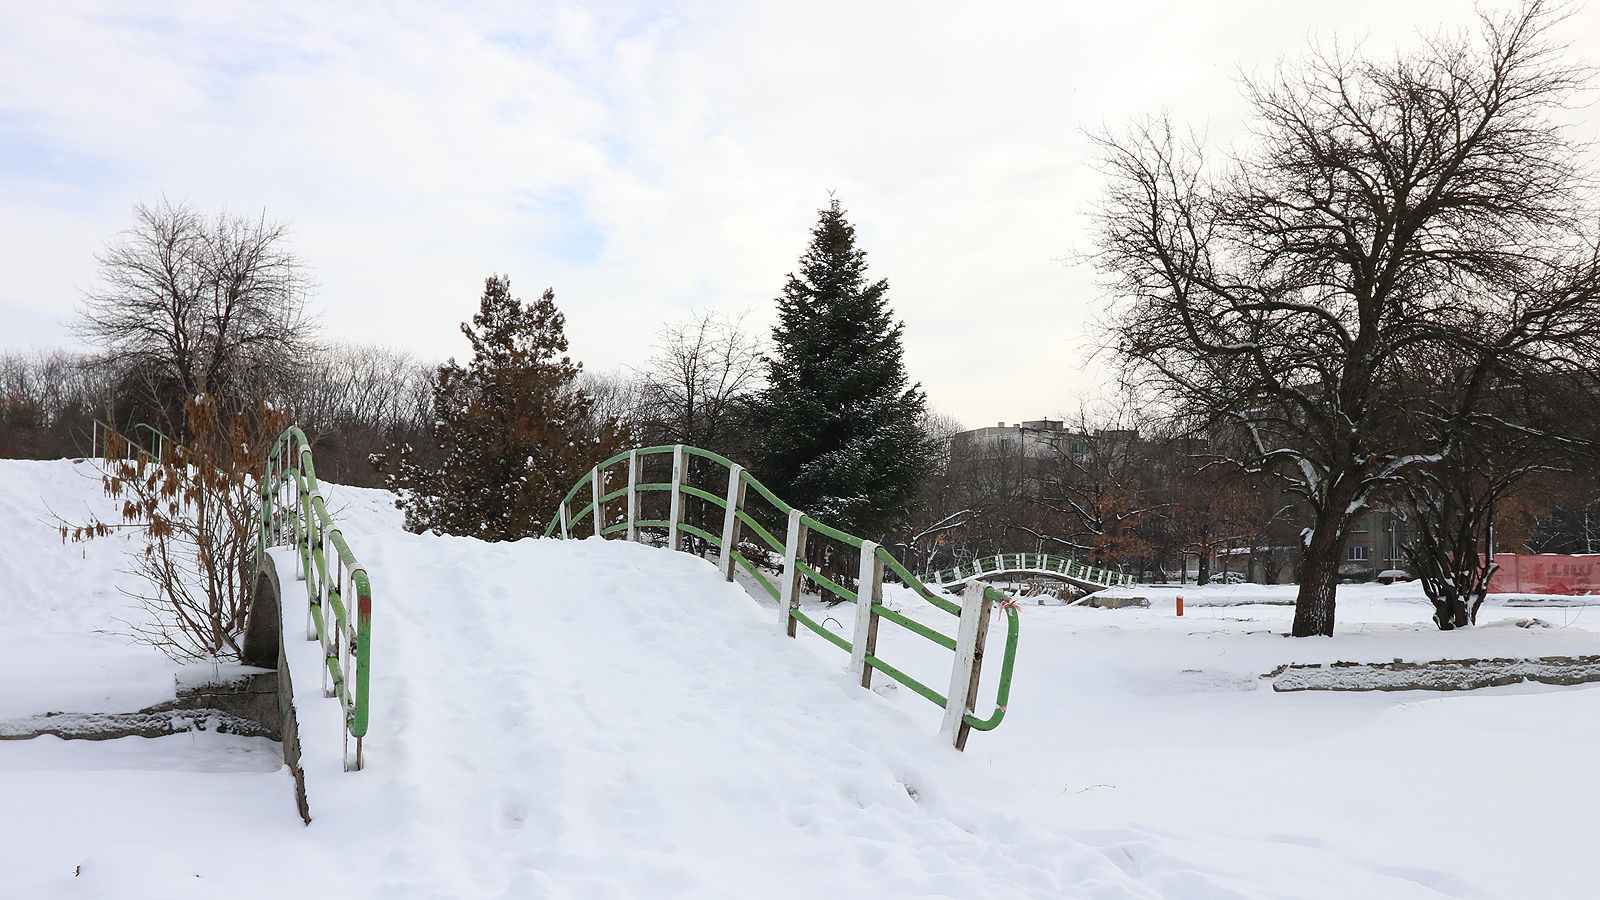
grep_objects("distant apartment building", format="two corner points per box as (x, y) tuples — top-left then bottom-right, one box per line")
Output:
(948, 419), (1064, 494)
(1340, 509), (1412, 577)
(950, 419), (1073, 459)
(947, 419), (1115, 497)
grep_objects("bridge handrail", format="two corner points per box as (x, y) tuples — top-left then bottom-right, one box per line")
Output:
(545, 444), (1019, 749)
(93, 420), (372, 770)
(92, 419), (170, 464)
(262, 425), (372, 772)
(921, 552), (1135, 589)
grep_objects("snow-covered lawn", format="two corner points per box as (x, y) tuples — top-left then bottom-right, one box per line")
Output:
(2, 458), (1596, 898)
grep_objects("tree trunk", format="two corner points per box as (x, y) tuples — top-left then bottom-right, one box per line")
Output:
(1468, 585), (1489, 625)
(1430, 594), (1469, 630)
(1293, 505), (1348, 636)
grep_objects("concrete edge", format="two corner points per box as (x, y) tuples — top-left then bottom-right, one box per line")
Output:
(1270, 655), (1600, 692)
(255, 550), (312, 824)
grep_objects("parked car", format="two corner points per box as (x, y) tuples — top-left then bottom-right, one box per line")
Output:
(1376, 569), (1412, 585)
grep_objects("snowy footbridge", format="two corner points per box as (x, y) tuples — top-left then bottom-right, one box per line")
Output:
(222, 437), (1098, 895)
(255, 438), (1020, 784)
(258, 426), (373, 772)
(920, 553), (1134, 593)
(547, 444), (1020, 751)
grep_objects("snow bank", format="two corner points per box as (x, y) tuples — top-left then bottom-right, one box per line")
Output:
(0, 459), (184, 718)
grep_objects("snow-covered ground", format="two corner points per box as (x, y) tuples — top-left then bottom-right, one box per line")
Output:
(2, 458), (1597, 898)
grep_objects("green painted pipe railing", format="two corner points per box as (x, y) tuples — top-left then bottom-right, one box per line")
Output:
(262, 426), (372, 772)
(92, 419), (170, 464)
(546, 444), (1020, 750)
(921, 552), (1135, 590)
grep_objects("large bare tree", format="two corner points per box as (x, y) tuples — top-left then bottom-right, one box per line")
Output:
(634, 309), (764, 456)
(77, 199), (315, 431)
(1094, 2), (1600, 635)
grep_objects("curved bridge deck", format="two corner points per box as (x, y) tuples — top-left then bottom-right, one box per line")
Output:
(921, 553), (1134, 592)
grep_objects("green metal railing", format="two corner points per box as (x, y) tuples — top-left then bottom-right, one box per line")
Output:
(546, 444), (1020, 750)
(91, 420), (170, 464)
(261, 426), (372, 772)
(921, 552), (1135, 590)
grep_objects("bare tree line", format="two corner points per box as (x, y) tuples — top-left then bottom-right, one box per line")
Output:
(0, 349), (120, 458)
(0, 344), (435, 486)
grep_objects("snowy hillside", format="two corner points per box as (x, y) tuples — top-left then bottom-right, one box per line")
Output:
(2, 458), (1599, 898)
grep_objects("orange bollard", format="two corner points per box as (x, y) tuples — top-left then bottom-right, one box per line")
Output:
(1176, 595), (1184, 616)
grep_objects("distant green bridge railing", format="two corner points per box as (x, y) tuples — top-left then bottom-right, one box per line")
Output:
(546, 444), (1019, 750)
(91, 420), (170, 465)
(921, 553), (1134, 591)
(262, 426), (372, 771)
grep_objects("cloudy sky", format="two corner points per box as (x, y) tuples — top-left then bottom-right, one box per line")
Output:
(2, 1), (1595, 427)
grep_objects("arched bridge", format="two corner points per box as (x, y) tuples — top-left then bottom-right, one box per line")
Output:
(920, 553), (1134, 593)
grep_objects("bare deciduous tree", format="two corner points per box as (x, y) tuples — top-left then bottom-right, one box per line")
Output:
(77, 199), (316, 431)
(1094, 2), (1600, 635)
(894, 410), (972, 570)
(633, 309), (764, 456)
(1397, 366), (1598, 628)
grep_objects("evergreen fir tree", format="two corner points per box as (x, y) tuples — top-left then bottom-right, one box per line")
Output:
(751, 199), (935, 536)
(380, 275), (623, 540)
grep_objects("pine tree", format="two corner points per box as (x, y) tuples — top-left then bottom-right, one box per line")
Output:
(380, 275), (623, 540)
(751, 199), (935, 536)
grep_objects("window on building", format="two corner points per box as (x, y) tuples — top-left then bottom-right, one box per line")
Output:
(1348, 546), (1371, 561)
(1350, 517), (1369, 533)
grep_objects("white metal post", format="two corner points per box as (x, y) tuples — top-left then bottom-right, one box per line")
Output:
(941, 580), (994, 750)
(626, 449), (640, 543)
(779, 508), (807, 637)
(849, 540), (884, 688)
(719, 465), (746, 580)
(667, 445), (686, 552)
(559, 502), (569, 540)
(590, 465), (602, 538)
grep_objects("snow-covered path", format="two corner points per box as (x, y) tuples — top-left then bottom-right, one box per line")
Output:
(289, 533), (1169, 899)
(3, 459), (1599, 898)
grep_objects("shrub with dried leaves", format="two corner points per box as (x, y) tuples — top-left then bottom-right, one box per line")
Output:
(63, 395), (286, 661)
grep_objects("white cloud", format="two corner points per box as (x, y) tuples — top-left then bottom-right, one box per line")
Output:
(0, 0), (1593, 426)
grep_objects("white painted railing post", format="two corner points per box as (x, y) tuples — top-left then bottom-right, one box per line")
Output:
(941, 580), (994, 751)
(779, 508), (807, 637)
(849, 541), (884, 688)
(590, 465), (602, 538)
(626, 449), (640, 542)
(559, 500), (569, 540)
(719, 465), (745, 581)
(668, 444), (685, 552)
